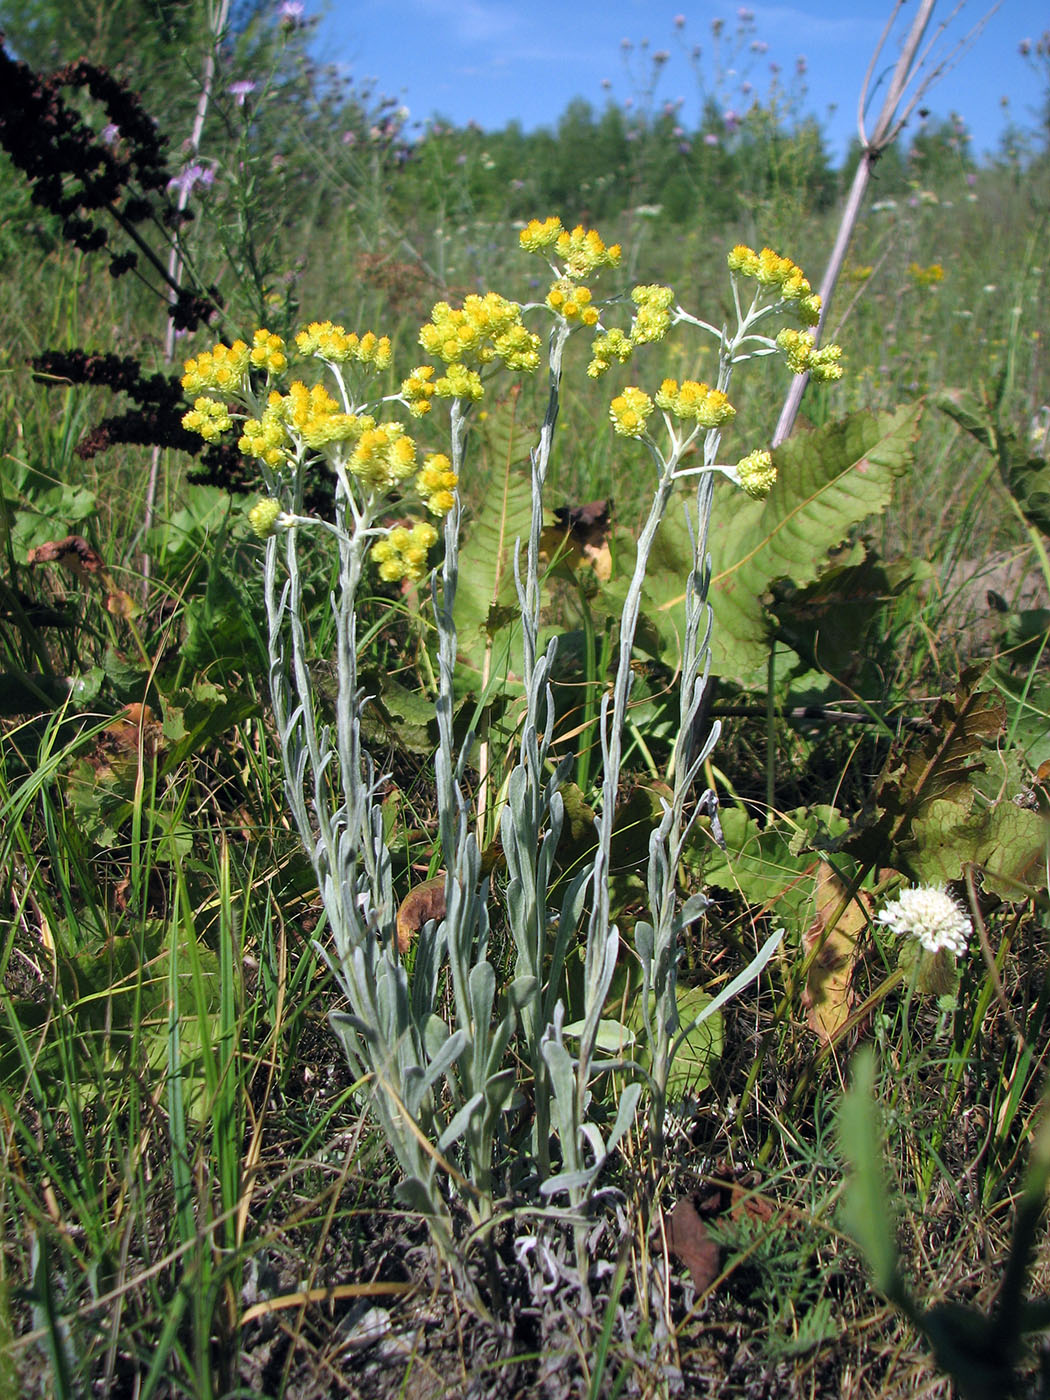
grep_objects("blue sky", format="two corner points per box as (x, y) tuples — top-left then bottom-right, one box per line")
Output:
(315, 1), (1048, 163)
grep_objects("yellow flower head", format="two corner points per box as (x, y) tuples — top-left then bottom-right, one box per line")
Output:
(370, 519), (439, 583)
(609, 386), (654, 438)
(654, 378), (735, 428)
(416, 452), (458, 516)
(348, 423), (417, 490)
(400, 364), (437, 416)
(282, 380), (365, 449)
(182, 339), (250, 395)
(519, 216), (563, 253)
(735, 449), (777, 498)
(249, 329), (288, 377)
(435, 363), (484, 401)
(555, 224), (621, 280)
(908, 261), (946, 289)
(545, 278), (599, 325)
(728, 245), (822, 325)
(182, 396), (232, 443)
(239, 402), (292, 467)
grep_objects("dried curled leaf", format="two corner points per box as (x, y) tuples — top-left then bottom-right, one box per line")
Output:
(395, 875), (446, 954)
(666, 1195), (720, 1294)
(800, 862), (872, 1044)
(27, 534), (105, 578)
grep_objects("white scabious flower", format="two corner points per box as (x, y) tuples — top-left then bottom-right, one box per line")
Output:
(876, 885), (972, 957)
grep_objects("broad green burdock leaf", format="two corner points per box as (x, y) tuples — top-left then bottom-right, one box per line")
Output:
(646, 405), (921, 684)
(453, 391), (538, 691)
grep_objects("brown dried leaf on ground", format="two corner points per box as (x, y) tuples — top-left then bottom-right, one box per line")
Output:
(667, 1195), (721, 1294)
(801, 861), (872, 1043)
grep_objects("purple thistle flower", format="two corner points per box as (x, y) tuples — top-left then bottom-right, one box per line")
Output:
(278, 0), (305, 24)
(229, 80), (256, 106)
(100, 123), (120, 145)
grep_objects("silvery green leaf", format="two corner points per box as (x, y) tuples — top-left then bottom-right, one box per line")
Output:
(484, 1067), (518, 1112)
(634, 921), (655, 963)
(605, 1082), (643, 1155)
(541, 1038), (576, 1103)
(468, 960), (496, 1032)
(402, 1064), (427, 1118)
(672, 926), (784, 1058)
(423, 1013), (452, 1061)
(395, 1175), (442, 1217)
(438, 1092), (485, 1150)
(506, 975), (537, 1009)
(422, 1028), (469, 1090)
(675, 892), (709, 933)
(561, 1019), (635, 1054)
(539, 1167), (599, 1196)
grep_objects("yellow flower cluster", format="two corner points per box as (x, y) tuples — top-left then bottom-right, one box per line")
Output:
(181, 395), (232, 442)
(654, 378), (735, 428)
(239, 399), (292, 467)
(609, 386), (654, 438)
(435, 364), (484, 401)
(545, 279), (599, 325)
(519, 216), (622, 279)
(908, 261), (945, 288)
(400, 364), (436, 416)
(283, 381), (365, 449)
(370, 520), (438, 583)
(775, 328), (844, 382)
(295, 321), (392, 367)
(182, 338), (250, 395)
(348, 424), (417, 490)
(418, 293), (540, 371)
(587, 327), (633, 379)
(416, 453), (458, 516)
(727, 245), (822, 325)
(631, 285), (675, 344)
(736, 449), (777, 499)
(249, 329), (288, 376)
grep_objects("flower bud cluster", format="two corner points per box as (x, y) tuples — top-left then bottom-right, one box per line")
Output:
(182, 396), (232, 442)
(545, 279), (599, 325)
(182, 339), (251, 395)
(735, 449), (777, 498)
(775, 329), (844, 382)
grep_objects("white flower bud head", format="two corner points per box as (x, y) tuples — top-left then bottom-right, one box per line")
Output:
(876, 885), (971, 958)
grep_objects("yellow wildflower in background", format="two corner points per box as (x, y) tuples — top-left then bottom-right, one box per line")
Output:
(908, 262), (945, 289)
(609, 386), (654, 438)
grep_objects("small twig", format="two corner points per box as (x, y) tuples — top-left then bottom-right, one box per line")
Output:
(773, 0), (999, 447)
